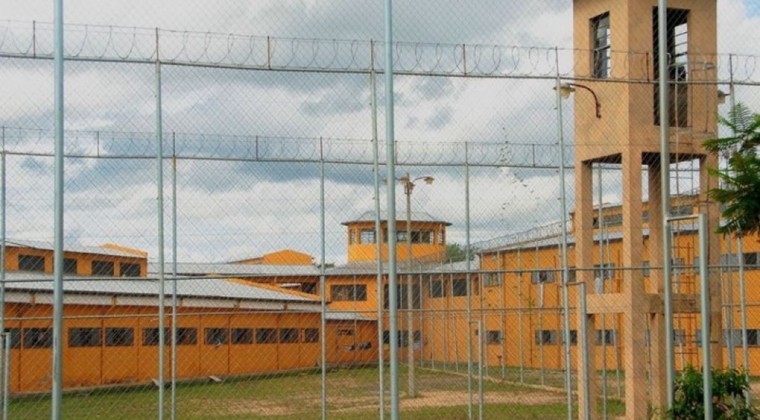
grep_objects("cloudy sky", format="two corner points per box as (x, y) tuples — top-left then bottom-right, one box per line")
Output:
(1, 0), (759, 265)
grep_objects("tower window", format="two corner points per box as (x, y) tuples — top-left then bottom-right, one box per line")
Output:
(591, 12), (611, 79)
(360, 229), (375, 244)
(653, 8), (689, 127)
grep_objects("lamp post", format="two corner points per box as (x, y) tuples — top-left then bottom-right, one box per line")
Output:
(399, 173), (434, 399)
(557, 82), (602, 119)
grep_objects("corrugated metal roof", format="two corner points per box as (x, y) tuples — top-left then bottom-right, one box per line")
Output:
(6, 239), (143, 259)
(342, 210), (451, 226)
(149, 262), (321, 277)
(3, 272), (317, 303)
(325, 311), (374, 321)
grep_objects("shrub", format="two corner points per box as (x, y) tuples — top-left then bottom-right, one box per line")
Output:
(666, 365), (756, 419)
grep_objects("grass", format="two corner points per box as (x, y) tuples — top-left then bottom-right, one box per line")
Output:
(9, 366), (599, 419)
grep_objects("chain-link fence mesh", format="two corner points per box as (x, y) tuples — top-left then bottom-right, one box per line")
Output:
(1, 0), (759, 418)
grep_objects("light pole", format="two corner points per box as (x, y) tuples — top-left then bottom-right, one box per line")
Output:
(399, 173), (433, 399)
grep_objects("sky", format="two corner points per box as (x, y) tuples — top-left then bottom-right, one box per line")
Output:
(0, 0), (759, 265)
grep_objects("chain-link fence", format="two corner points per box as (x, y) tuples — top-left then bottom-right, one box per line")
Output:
(1, 1), (760, 419)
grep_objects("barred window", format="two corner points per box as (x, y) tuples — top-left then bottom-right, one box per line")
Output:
(303, 328), (319, 343)
(531, 270), (555, 284)
(205, 328), (228, 345)
(105, 328), (134, 347)
(176, 328), (197, 345)
(92, 260), (114, 276)
(535, 330), (558, 345)
(483, 272), (502, 287)
(429, 279), (445, 298)
(231, 328), (253, 345)
(256, 328), (277, 344)
(23, 328), (53, 348)
(331, 284), (367, 301)
(280, 328), (299, 344)
(591, 12), (611, 79)
(119, 262), (141, 277)
(18, 255), (45, 272)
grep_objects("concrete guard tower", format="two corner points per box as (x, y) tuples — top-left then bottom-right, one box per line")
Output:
(571, 0), (721, 418)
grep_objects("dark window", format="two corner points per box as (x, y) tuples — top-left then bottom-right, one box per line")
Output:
(18, 255), (45, 272)
(256, 328), (277, 344)
(594, 263), (615, 280)
(23, 328), (53, 348)
(531, 270), (555, 284)
(92, 260), (114, 276)
(142, 328), (169, 346)
(438, 230), (445, 245)
(744, 253), (759, 266)
(429, 279), (445, 298)
(384, 284), (421, 309)
(382, 330), (391, 344)
(483, 272), (502, 287)
(411, 230), (433, 244)
(452, 279), (468, 296)
(303, 328), (319, 343)
(486, 330), (502, 345)
(595, 329), (617, 345)
(231, 328), (253, 345)
(205, 328), (228, 345)
(105, 328), (134, 347)
(563, 330), (579, 345)
(591, 12), (611, 79)
(331, 285), (367, 301)
(397, 330), (419, 347)
(119, 262), (141, 277)
(360, 230), (375, 244)
(2, 328), (20, 349)
(653, 8), (689, 127)
(175, 328), (197, 345)
(280, 328), (299, 343)
(63, 258), (78, 275)
(143, 328), (160, 346)
(535, 330), (558, 345)
(69, 328), (100, 347)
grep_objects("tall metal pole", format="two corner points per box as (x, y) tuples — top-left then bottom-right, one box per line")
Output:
(578, 282), (591, 420)
(51, 0), (65, 417)
(383, 0), (401, 417)
(369, 46), (386, 420)
(170, 134), (178, 420)
(657, 0), (676, 409)
(698, 214), (713, 419)
(554, 56), (573, 420)
(319, 149), (328, 420)
(404, 174), (416, 398)
(2, 333), (8, 420)
(0, 132), (6, 420)
(477, 319), (484, 420)
(155, 28), (166, 420)
(597, 164), (608, 417)
(465, 143), (473, 419)
(737, 236), (750, 404)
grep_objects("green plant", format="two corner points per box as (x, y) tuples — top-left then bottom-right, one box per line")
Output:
(666, 365), (756, 419)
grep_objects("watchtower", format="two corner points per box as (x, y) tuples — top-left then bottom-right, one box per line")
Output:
(571, 0), (721, 417)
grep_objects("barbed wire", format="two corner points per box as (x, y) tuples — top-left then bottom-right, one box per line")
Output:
(2, 20), (758, 82)
(1, 126), (574, 168)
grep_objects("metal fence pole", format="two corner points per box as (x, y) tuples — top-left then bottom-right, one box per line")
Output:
(319, 147), (328, 420)
(383, 1), (401, 417)
(477, 319), (484, 420)
(658, 0), (676, 409)
(698, 214), (713, 419)
(155, 29), (167, 420)
(2, 333), (8, 420)
(52, 0), (65, 417)
(369, 51), (386, 420)
(737, 236), (750, 405)
(170, 135), (178, 420)
(0, 132), (5, 420)
(555, 55), (573, 420)
(465, 143), (473, 419)
(578, 282), (590, 420)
